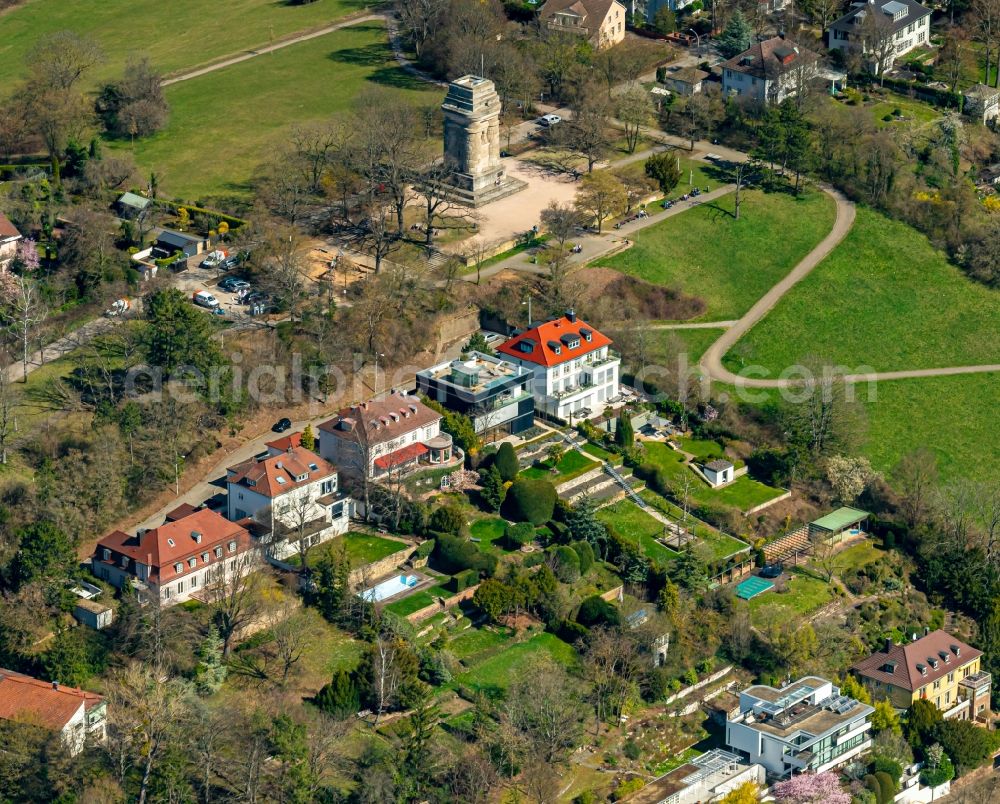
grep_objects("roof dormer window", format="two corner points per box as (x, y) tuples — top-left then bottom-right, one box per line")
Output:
(228, 541), (237, 552)
(929, 658), (939, 669)
(295, 473), (308, 482)
(167, 538), (175, 547)
(917, 663), (927, 676)
(201, 552), (209, 563)
(102, 548), (111, 561)
(174, 562), (183, 573)
(308, 463), (318, 471)
(214, 547), (223, 558)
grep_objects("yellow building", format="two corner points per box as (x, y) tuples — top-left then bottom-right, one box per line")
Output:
(540, 0), (626, 50)
(852, 630), (991, 724)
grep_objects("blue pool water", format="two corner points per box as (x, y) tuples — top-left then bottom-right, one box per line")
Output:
(360, 574), (420, 602)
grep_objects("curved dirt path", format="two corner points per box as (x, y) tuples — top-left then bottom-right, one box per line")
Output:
(698, 184), (1000, 387)
(162, 12), (384, 86)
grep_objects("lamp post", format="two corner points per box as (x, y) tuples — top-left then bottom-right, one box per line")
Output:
(522, 296), (532, 328)
(687, 28), (701, 53)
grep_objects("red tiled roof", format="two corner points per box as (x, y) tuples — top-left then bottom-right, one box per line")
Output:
(265, 432), (301, 452)
(852, 630), (981, 693)
(0, 669), (102, 732)
(164, 503), (200, 522)
(96, 508), (250, 582)
(319, 391), (441, 447)
(374, 442), (428, 470)
(0, 212), (20, 241)
(496, 313), (613, 367)
(227, 445), (335, 498)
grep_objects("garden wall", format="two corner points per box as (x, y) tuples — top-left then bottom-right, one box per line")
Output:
(600, 585), (624, 603)
(348, 544), (417, 587)
(744, 491), (791, 516)
(663, 665), (733, 706)
(406, 583), (480, 623)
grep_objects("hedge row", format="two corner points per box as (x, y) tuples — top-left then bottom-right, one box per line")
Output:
(150, 198), (248, 229)
(855, 75), (963, 109)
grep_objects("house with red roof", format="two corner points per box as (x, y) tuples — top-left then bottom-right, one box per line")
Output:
(0, 211), (22, 269)
(226, 439), (353, 561)
(0, 668), (106, 755)
(496, 310), (620, 422)
(93, 508), (254, 604)
(318, 391), (453, 479)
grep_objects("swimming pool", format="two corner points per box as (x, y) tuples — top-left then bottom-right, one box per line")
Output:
(360, 574), (420, 602)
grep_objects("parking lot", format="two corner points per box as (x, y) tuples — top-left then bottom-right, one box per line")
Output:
(170, 255), (263, 320)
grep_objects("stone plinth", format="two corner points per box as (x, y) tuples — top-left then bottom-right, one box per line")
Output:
(441, 75), (526, 207)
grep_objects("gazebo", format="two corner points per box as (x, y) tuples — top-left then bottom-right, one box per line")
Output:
(807, 506), (870, 545)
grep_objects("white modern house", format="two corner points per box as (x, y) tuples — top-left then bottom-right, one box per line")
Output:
(828, 0), (932, 74)
(726, 676), (874, 779)
(93, 508), (255, 604)
(636, 749), (765, 804)
(964, 84), (1000, 126)
(722, 37), (821, 105)
(226, 439), (352, 561)
(0, 669), (106, 755)
(318, 391), (453, 479)
(496, 310), (620, 422)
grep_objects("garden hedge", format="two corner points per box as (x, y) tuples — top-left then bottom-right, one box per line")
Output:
(502, 478), (557, 525)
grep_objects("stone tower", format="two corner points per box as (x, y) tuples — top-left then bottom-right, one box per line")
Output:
(441, 75), (525, 207)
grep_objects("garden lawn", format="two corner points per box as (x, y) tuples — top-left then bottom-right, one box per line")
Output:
(596, 500), (679, 565)
(675, 436), (725, 462)
(454, 632), (577, 695)
(117, 22), (438, 198)
(582, 442), (623, 465)
(596, 189), (837, 320)
(612, 154), (716, 200)
(327, 532), (405, 566)
(521, 450), (599, 484)
(723, 209), (1000, 374)
(469, 518), (508, 549)
(383, 590), (437, 617)
(829, 540), (885, 576)
(0, 0), (369, 88)
(447, 627), (514, 664)
(639, 490), (750, 560)
(747, 569), (835, 625)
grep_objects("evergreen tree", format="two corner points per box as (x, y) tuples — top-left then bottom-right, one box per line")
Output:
(615, 414), (634, 448)
(566, 497), (610, 558)
(462, 332), (493, 355)
(300, 424), (316, 451)
(716, 10), (753, 58)
(194, 628), (227, 695)
(11, 521), (76, 593)
(313, 669), (360, 719)
(495, 441), (519, 482)
(644, 152), (682, 195)
(479, 465), (506, 512)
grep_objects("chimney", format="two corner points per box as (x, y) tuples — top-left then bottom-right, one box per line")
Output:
(566, 309), (576, 323)
(779, 28), (785, 38)
(276, 461), (283, 469)
(884, 637), (893, 654)
(925, 626), (930, 636)
(52, 681), (59, 690)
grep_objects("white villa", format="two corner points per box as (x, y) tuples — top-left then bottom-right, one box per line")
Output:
(828, 0), (932, 74)
(496, 310), (620, 423)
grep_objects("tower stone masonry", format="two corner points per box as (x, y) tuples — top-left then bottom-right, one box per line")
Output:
(440, 75), (525, 207)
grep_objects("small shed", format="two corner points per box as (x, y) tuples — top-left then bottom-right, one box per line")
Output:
(73, 598), (114, 630)
(115, 192), (152, 220)
(807, 506), (870, 544)
(155, 228), (205, 258)
(703, 459), (734, 488)
(662, 66), (709, 96)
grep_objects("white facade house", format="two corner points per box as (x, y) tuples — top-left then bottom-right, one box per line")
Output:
(0, 212), (22, 269)
(319, 391), (452, 480)
(497, 311), (620, 422)
(636, 749), (765, 804)
(964, 84), (1000, 126)
(0, 669), (107, 756)
(722, 37), (821, 105)
(540, 0), (626, 50)
(726, 676), (874, 779)
(226, 438), (352, 561)
(703, 459), (735, 488)
(828, 0), (932, 73)
(93, 508), (255, 604)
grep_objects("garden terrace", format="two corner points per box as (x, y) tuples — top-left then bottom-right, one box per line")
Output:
(520, 450), (600, 485)
(596, 500), (679, 566)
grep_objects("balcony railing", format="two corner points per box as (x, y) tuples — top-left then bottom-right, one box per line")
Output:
(551, 380), (594, 400)
(584, 349), (621, 369)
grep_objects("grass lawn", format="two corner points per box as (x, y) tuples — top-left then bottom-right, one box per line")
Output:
(639, 490), (750, 560)
(291, 609), (363, 689)
(383, 588), (443, 617)
(521, 450), (599, 484)
(640, 442), (783, 513)
(723, 209), (1000, 375)
(582, 442), (623, 465)
(675, 436), (725, 462)
(612, 153), (716, 200)
(828, 540), (885, 576)
(596, 500), (679, 565)
(469, 518), (508, 549)
(326, 532), (406, 567)
(454, 632), (577, 695)
(117, 22), (438, 199)
(596, 189), (837, 320)
(627, 328), (727, 372)
(0, 0), (369, 88)
(447, 627), (515, 663)
(747, 569), (836, 625)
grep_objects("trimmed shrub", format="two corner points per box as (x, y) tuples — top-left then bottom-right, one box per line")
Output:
(869, 756), (902, 785)
(414, 539), (435, 560)
(576, 595), (621, 628)
(495, 442), (519, 482)
(429, 505), (465, 534)
(502, 478), (557, 525)
(570, 540), (595, 574)
(505, 521), (536, 548)
(874, 771), (896, 803)
(452, 568), (480, 592)
(551, 545), (581, 583)
(433, 533), (497, 576)
(554, 618), (590, 643)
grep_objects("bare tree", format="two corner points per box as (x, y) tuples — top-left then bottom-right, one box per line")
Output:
(4, 273), (47, 383)
(371, 634), (402, 725)
(581, 627), (641, 735)
(574, 171), (627, 233)
(0, 353), (20, 464)
(104, 663), (189, 804)
(539, 201), (583, 298)
(856, 8), (898, 82)
(396, 0), (448, 60)
(289, 121), (351, 194)
(412, 160), (473, 246)
(272, 611), (308, 683)
(465, 238), (493, 285)
(971, 0), (1000, 88)
(355, 202), (402, 274)
(809, 529), (840, 582)
(617, 83), (653, 154)
(560, 97), (612, 173)
(204, 548), (264, 657)
(891, 447), (940, 531)
(256, 225), (311, 323)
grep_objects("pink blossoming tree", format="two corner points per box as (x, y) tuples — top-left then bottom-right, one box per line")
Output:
(772, 772), (851, 804)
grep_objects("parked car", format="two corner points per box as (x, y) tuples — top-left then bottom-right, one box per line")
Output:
(192, 290), (220, 309)
(219, 256), (240, 271)
(538, 114), (561, 127)
(272, 417), (292, 433)
(200, 250), (228, 269)
(218, 277), (250, 293)
(759, 564), (783, 579)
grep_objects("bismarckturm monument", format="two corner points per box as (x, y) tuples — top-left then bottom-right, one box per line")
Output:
(441, 75), (525, 207)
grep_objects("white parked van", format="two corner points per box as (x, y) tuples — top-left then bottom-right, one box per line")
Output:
(192, 290), (219, 309)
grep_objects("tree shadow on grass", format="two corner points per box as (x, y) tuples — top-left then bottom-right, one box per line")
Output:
(327, 42), (388, 68)
(366, 66), (429, 91)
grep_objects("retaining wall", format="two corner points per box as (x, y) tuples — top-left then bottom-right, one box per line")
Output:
(744, 491), (792, 516)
